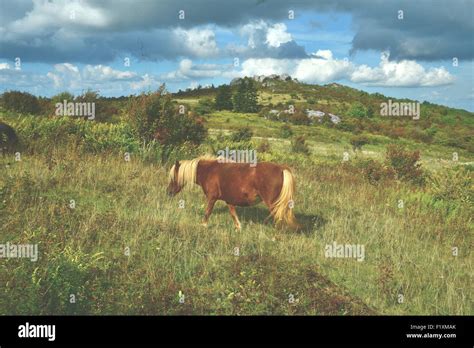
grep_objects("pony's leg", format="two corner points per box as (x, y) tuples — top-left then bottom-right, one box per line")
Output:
(202, 198), (217, 227)
(261, 198), (275, 224)
(227, 204), (242, 230)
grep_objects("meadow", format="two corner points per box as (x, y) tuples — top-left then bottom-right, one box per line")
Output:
(1, 100), (472, 315)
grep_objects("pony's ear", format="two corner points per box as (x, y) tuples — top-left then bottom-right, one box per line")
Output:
(175, 160), (180, 169)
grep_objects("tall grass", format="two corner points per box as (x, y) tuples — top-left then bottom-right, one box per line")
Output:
(0, 114), (472, 315)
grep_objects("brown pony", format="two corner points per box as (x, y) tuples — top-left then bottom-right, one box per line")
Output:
(167, 156), (299, 230)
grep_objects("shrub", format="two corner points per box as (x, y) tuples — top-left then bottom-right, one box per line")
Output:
(1, 91), (41, 115)
(74, 90), (118, 122)
(289, 110), (310, 125)
(195, 98), (215, 115)
(291, 135), (310, 155)
(128, 85), (206, 148)
(357, 159), (395, 185)
(231, 127), (253, 142)
(348, 102), (369, 118)
(429, 167), (473, 204)
(350, 134), (370, 151)
(280, 124), (293, 138)
(385, 144), (424, 185)
(257, 139), (271, 153)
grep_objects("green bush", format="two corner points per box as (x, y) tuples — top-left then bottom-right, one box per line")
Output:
(1, 91), (41, 115)
(291, 135), (310, 155)
(348, 102), (370, 118)
(429, 167), (473, 204)
(350, 134), (370, 151)
(280, 124), (293, 138)
(194, 98), (215, 115)
(128, 85), (206, 148)
(231, 127), (253, 142)
(257, 139), (271, 153)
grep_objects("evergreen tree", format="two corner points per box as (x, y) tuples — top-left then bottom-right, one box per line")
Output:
(232, 77), (259, 113)
(215, 85), (233, 110)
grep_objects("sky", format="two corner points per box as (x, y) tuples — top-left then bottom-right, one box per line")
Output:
(0, 0), (473, 111)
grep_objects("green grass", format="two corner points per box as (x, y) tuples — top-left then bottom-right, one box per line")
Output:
(0, 104), (472, 315)
(1, 126), (472, 314)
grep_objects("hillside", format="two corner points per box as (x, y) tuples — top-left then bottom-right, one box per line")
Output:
(0, 78), (472, 315)
(173, 76), (474, 154)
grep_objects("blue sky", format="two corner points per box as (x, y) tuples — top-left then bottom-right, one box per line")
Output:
(0, 0), (473, 111)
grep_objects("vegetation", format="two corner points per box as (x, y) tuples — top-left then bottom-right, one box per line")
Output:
(0, 77), (472, 315)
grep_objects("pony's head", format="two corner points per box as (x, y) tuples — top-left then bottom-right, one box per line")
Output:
(167, 158), (200, 196)
(167, 161), (182, 196)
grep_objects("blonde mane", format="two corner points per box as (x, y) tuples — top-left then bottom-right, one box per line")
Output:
(168, 155), (216, 188)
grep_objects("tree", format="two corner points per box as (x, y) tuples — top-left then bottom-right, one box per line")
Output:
(233, 77), (259, 113)
(1, 91), (41, 115)
(215, 85), (233, 110)
(195, 98), (215, 115)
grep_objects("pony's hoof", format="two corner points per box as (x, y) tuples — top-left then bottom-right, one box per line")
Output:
(201, 222), (208, 227)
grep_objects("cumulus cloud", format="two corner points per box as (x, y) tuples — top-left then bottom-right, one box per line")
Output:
(351, 52), (455, 87)
(161, 59), (238, 81)
(173, 28), (219, 58)
(240, 51), (454, 87)
(231, 20), (308, 59)
(0, 62), (160, 94)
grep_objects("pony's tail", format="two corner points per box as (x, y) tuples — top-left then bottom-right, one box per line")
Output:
(271, 168), (300, 229)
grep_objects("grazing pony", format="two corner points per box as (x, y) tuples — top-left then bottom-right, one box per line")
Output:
(167, 156), (299, 229)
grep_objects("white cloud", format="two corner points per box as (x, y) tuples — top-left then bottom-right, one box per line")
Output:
(265, 23), (292, 48)
(351, 52), (455, 87)
(312, 49), (333, 60)
(240, 50), (454, 87)
(0, 62), (157, 94)
(173, 28), (219, 58)
(161, 59), (238, 81)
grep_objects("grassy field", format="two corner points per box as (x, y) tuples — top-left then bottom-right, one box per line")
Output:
(1, 109), (472, 315)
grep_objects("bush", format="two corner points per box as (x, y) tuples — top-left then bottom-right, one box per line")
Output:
(291, 135), (310, 155)
(385, 144), (424, 185)
(194, 98), (215, 115)
(128, 85), (206, 148)
(348, 102), (369, 118)
(357, 159), (395, 185)
(350, 134), (370, 151)
(280, 124), (293, 138)
(1, 91), (41, 115)
(231, 127), (253, 142)
(429, 167), (473, 204)
(257, 139), (271, 153)
(289, 110), (310, 125)
(74, 90), (118, 122)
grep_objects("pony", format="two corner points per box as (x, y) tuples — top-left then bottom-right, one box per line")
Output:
(167, 156), (299, 230)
